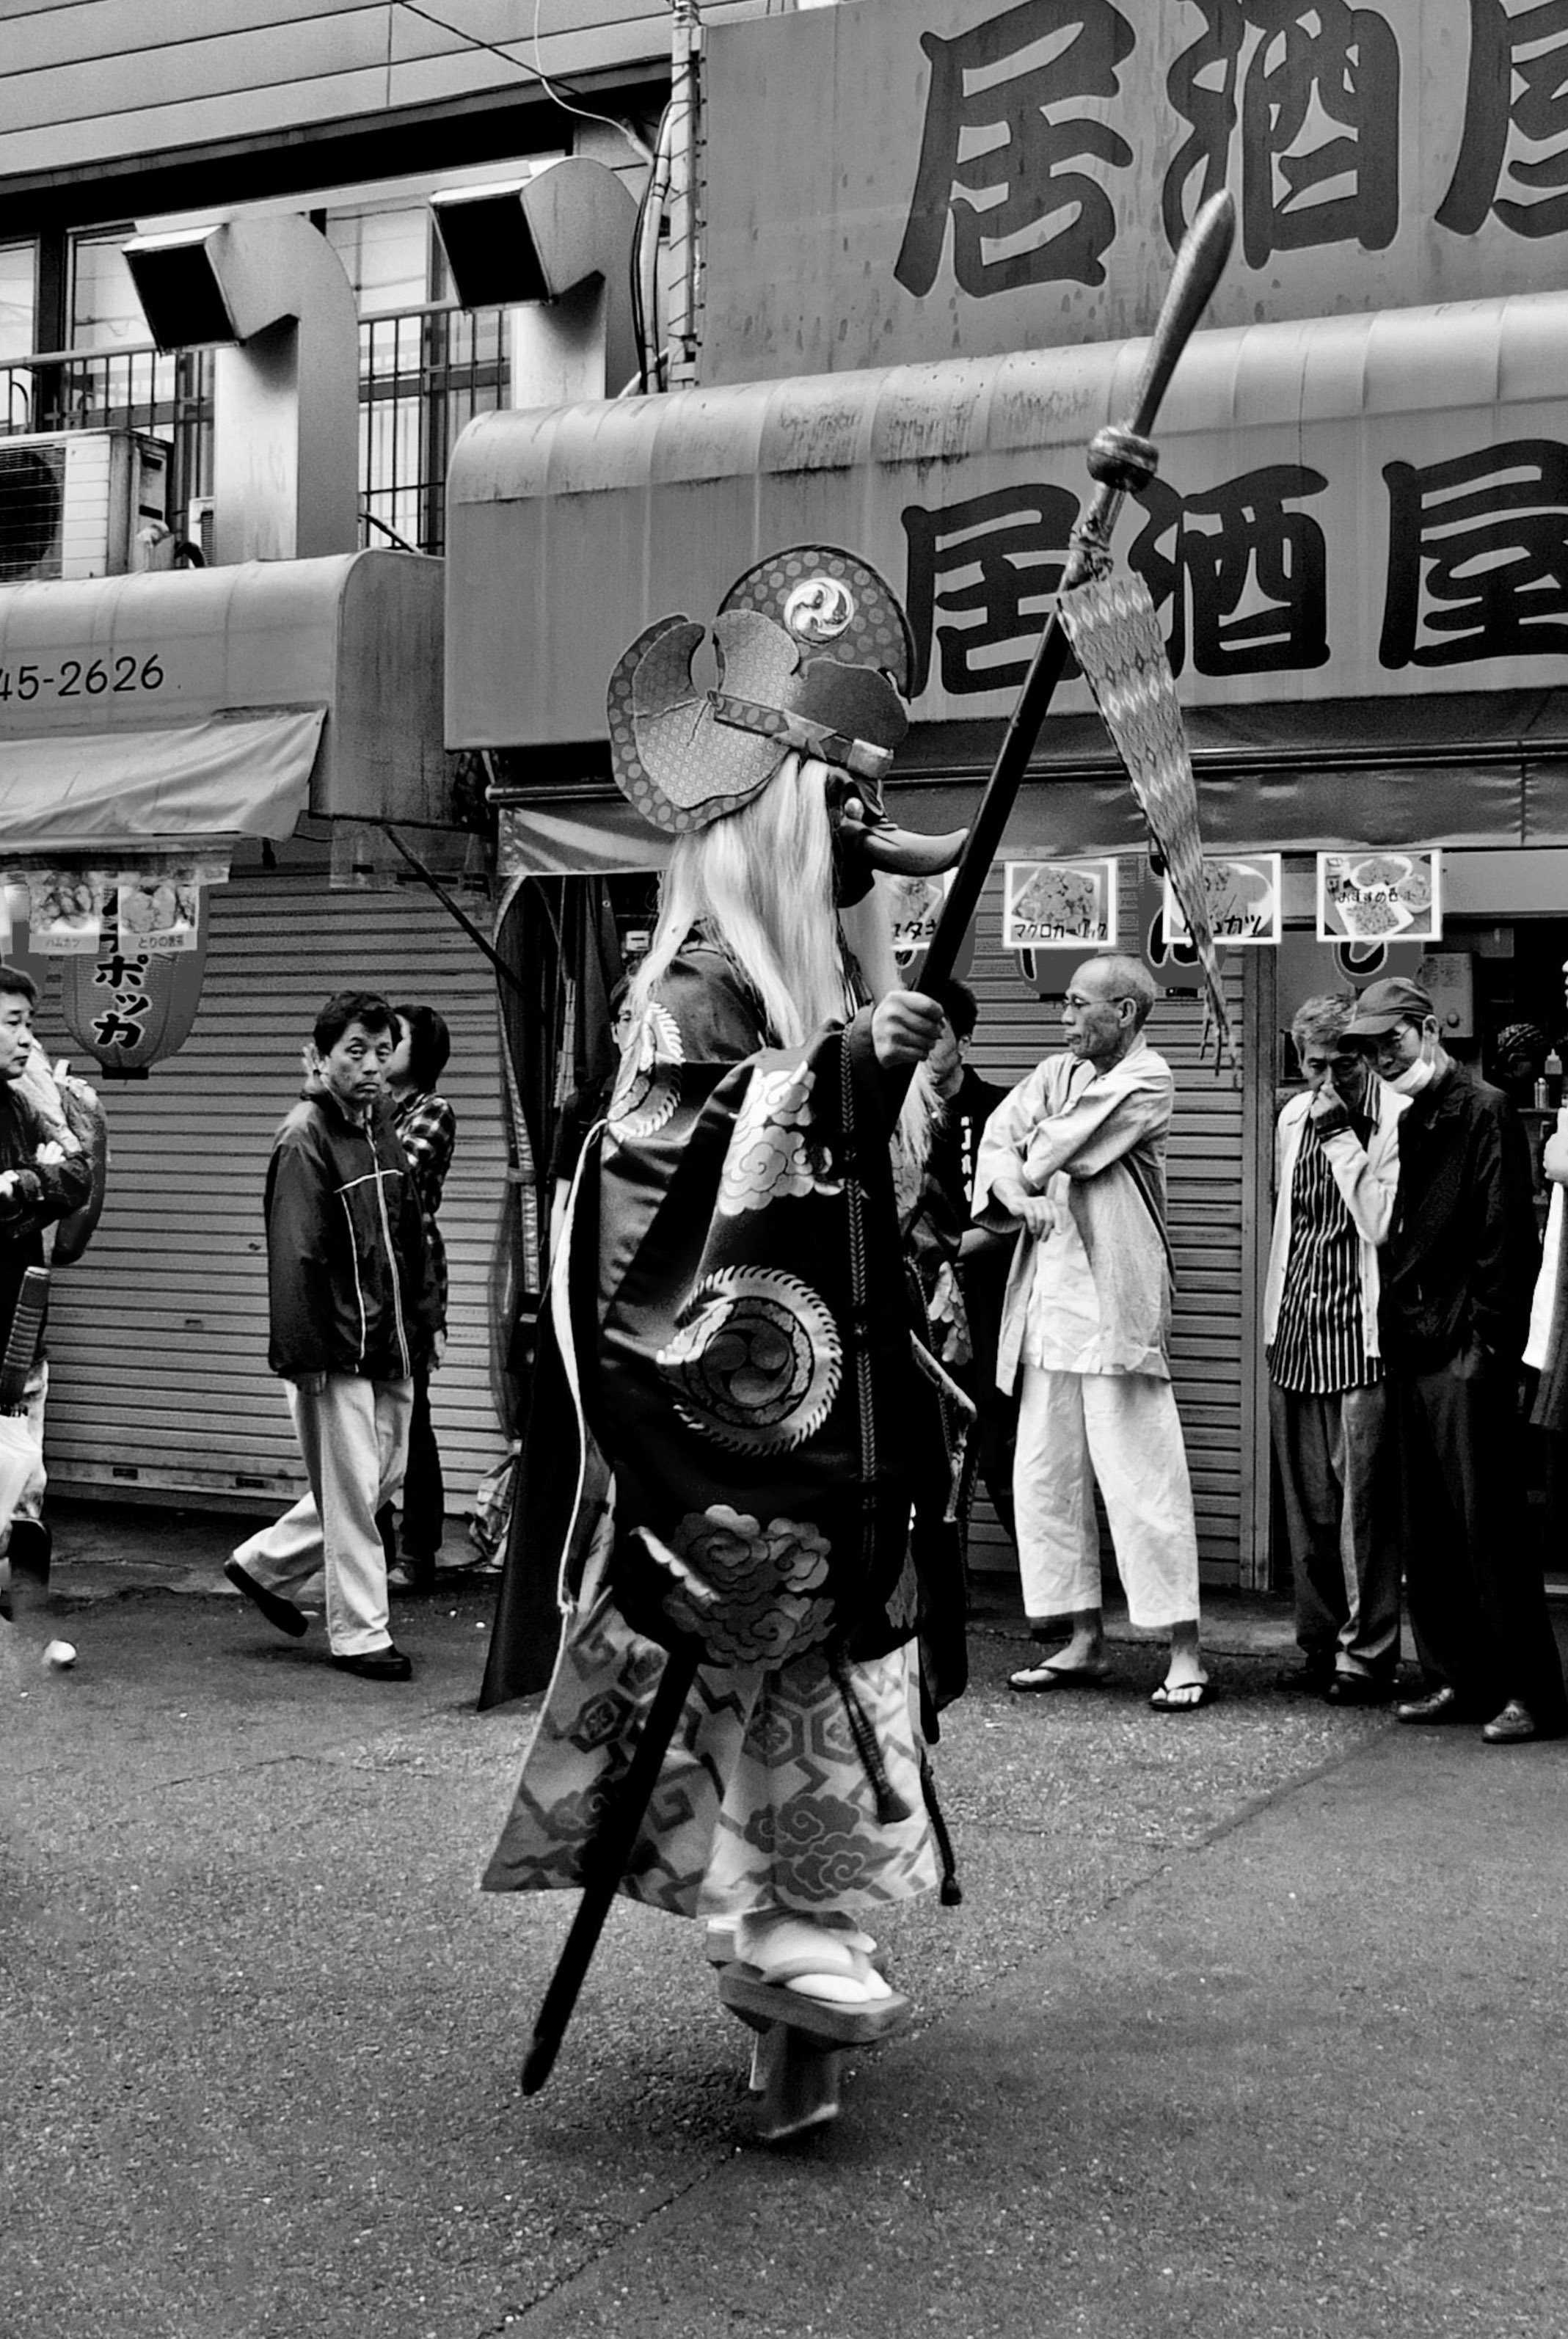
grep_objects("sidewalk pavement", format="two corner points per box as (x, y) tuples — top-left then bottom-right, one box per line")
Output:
(6, 1506), (1565, 2338)
(40, 1494), (1307, 1655)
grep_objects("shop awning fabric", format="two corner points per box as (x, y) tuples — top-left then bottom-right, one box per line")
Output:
(0, 707), (324, 857)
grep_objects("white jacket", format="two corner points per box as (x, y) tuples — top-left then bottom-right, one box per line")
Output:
(1263, 1079), (1407, 1362)
(974, 1037), (1175, 1389)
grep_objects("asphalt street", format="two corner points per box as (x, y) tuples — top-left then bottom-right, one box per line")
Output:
(4, 1512), (1567, 2338)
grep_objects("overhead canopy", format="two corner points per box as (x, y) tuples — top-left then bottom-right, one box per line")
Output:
(0, 709), (324, 857)
(453, 288), (1568, 853)
(0, 550), (447, 839)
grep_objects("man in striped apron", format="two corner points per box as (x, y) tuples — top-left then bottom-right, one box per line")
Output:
(1265, 993), (1407, 1703)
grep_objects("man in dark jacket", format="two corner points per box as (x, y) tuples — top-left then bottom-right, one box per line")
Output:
(226, 990), (442, 1681)
(1346, 977), (1567, 1743)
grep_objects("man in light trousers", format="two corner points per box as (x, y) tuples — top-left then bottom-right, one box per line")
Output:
(227, 989), (441, 1682)
(974, 954), (1209, 1711)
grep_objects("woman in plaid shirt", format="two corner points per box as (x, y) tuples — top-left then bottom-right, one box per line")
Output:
(379, 1004), (456, 1589)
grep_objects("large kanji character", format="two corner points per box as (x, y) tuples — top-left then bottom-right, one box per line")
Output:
(1164, 1), (1399, 265)
(902, 484), (1082, 697)
(1379, 440), (1568, 668)
(1439, 0), (1568, 240)
(895, 0), (1134, 299)
(1129, 465), (1331, 676)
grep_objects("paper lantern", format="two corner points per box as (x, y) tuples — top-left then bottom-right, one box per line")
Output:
(57, 932), (209, 1079)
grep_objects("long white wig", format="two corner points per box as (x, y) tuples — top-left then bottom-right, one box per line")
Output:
(627, 748), (939, 1162)
(628, 752), (848, 1048)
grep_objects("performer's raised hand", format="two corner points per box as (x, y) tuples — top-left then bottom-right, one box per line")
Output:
(872, 988), (946, 1070)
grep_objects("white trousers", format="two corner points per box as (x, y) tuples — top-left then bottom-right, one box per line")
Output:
(1013, 1365), (1200, 1630)
(233, 1375), (412, 1657)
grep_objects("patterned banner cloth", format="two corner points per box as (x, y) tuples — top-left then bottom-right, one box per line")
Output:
(1057, 567), (1238, 1070)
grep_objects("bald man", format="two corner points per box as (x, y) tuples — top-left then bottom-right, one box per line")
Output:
(974, 954), (1208, 1710)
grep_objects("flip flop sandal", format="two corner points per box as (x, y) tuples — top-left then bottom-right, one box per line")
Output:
(1149, 1679), (1216, 1713)
(1009, 1659), (1112, 1692)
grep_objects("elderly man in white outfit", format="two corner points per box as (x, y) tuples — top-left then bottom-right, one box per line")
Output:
(973, 954), (1208, 1710)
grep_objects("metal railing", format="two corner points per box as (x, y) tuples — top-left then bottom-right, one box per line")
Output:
(0, 343), (214, 525)
(0, 299), (510, 557)
(359, 302), (509, 556)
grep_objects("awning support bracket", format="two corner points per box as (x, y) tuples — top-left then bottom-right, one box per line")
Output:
(378, 824), (529, 1004)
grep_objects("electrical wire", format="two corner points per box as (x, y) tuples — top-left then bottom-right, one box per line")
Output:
(395, 1), (654, 164)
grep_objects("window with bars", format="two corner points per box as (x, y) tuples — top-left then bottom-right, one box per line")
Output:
(0, 170), (541, 555)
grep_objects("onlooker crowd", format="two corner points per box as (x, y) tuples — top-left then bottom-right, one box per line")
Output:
(971, 959), (1566, 1745)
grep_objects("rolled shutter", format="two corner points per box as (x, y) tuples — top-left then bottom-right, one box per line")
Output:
(37, 867), (509, 1520)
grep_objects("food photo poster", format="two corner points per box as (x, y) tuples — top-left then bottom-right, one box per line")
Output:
(1163, 853), (1282, 946)
(1002, 859), (1118, 949)
(1316, 850), (1443, 944)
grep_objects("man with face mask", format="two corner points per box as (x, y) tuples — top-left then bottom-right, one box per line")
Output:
(1266, 995), (1407, 1702)
(1343, 977), (1567, 1743)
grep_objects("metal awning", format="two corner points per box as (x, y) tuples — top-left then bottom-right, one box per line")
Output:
(0, 550), (446, 833)
(448, 288), (1568, 762)
(0, 708), (324, 858)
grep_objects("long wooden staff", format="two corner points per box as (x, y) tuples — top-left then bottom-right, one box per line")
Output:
(914, 189), (1235, 1002)
(519, 192), (1236, 2100)
(521, 1646), (699, 2094)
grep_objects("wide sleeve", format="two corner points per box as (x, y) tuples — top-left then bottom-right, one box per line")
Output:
(971, 1068), (1048, 1229)
(1020, 1063), (1173, 1183)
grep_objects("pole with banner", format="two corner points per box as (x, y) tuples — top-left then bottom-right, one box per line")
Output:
(913, 189), (1239, 1069)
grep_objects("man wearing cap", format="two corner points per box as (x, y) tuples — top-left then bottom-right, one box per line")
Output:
(1344, 977), (1567, 1743)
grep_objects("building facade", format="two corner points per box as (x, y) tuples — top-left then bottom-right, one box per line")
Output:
(446, 0), (1568, 1591)
(0, 0), (726, 1522)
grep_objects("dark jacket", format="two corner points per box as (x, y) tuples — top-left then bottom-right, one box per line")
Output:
(0, 1079), (95, 1347)
(1378, 1062), (1538, 1373)
(263, 1085), (441, 1383)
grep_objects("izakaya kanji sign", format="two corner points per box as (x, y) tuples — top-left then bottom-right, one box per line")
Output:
(448, 290), (1568, 749)
(704, 0), (1568, 382)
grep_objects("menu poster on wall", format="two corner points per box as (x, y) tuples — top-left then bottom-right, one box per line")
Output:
(118, 869), (203, 955)
(886, 869), (954, 965)
(1163, 853), (1282, 946)
(1316, 850), (1442, 945)
(1002, 860), (1117, 950)
(26, 871), (109, 955)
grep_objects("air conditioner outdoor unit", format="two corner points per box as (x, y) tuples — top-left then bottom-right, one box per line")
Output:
(0, 430), (172, 583)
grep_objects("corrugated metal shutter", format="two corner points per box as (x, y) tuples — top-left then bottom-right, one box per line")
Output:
(960, 863), (1255, 1590)
(34, 866), (510, 1520)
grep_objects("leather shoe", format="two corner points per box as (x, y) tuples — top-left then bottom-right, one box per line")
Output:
(1394, 1684), (1468, 1725)
(225, 1558), (308, 1639)
(1482, 1699), (1541, 1745)
(1326, 1673), (1394, 1707)
(1275, 1660), (1333, 1694)
(329, 1645), (412, 1682)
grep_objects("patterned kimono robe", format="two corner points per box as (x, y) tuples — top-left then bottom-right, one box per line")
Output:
(482, 942), (946, 1921)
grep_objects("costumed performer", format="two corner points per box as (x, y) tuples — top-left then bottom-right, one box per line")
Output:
(481, 544), (970, 2046)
